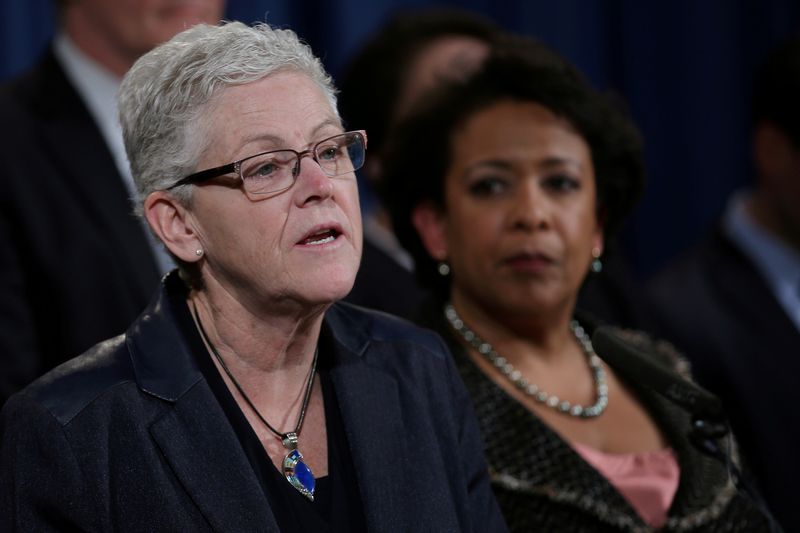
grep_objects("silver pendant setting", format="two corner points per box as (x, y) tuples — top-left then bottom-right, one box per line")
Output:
(282, 433), (315, 501)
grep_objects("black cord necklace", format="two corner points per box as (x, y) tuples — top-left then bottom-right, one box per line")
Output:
(191, 302), (318, 501)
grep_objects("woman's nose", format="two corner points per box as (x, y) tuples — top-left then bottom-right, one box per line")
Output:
(510, 180), (549, 230)
(293, 155), (334, 205)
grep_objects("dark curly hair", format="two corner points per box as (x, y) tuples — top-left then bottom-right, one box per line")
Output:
(382, 35), (646, 295)
(337, 8), (501, 163)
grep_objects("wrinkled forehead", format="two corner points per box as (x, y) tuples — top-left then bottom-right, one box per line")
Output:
(195, 71), (343, 160)
(207, 70), (337, 122)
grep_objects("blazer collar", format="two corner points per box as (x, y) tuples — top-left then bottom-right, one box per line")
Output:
(322, 315), (410, 530)
(125, 271), (203, 401)
(148, 383), (281, 532)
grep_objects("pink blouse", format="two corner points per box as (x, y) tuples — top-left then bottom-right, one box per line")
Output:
(572, 442), (681, 528)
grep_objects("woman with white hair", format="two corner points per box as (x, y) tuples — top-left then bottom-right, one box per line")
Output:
(0, 21), (507, 532)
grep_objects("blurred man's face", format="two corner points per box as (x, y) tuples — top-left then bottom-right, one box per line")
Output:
(393, 36), (489, 122)
(65, 0), (226, 75)
(753, 122), (800, 250)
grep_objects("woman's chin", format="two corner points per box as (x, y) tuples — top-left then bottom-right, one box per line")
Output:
(302, 270), (358, 305)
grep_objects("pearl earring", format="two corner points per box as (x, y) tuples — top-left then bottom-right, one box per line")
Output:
(437, 262), (450, 276)
(195, 249), (204, 257)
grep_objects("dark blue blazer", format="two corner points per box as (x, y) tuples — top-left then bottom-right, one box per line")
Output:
(0, 49), (160, 406)
(0, 273), (507, 532)
(649, 227), (800, 533)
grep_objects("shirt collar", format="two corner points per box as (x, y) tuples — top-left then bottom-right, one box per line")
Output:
(723, 190), (800, 309)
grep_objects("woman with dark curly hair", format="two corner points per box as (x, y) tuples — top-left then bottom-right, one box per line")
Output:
(382, 36), (772, 532)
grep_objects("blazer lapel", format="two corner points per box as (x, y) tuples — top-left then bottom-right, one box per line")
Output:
(129, 276), (277, 532)
(329, 353), (410, 531)
(710, 230), (800, 355)
(150, 381), (280, 532)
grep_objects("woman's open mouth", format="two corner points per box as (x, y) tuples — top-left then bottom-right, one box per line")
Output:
(297, 227), (341, 246)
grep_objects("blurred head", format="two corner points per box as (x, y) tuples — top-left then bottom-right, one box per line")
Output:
(119, 22), (362, 307)
(392, 35), (490, 123)
(383, 36), (644, 318)
(60, 0), (226, 76)
(338, 8), (500, 185)
(751, 35), (800, 250)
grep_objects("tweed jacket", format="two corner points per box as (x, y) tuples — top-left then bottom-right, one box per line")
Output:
(0, 273), (507, 532)
(421, 301), (770, 533)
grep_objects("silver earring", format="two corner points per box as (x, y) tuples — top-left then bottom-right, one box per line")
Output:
(591, 249), (603, 273)
(437, 262), (450, 276)
(195, 249), (204, 257)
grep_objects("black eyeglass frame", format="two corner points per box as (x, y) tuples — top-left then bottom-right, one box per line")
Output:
(168, 130), (367, 196)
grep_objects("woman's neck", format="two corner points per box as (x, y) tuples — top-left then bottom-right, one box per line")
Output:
(187, 276), (326, 401)
(190, 292), (325, 432)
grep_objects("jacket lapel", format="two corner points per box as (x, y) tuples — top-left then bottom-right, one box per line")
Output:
(710, 230), (800, 364)
(628, 373), (733, 525)
(128, 275), (278, 532)
(150, 383), (280, 532)
(328, 339), (411, 531)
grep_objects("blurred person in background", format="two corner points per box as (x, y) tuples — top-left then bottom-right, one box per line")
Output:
(0, 0), (225, 406)
(649, 35), (800, 533)
(338, 8), (501, 318)
(339, 7), (655, 335)
(383, 35), (772, 531)
(0, 21), (507, 532)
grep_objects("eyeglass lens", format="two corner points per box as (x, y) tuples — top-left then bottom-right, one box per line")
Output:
(240, 132), (365, 195)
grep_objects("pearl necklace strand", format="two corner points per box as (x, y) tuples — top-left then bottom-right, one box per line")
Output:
(444, 304), (609, 419)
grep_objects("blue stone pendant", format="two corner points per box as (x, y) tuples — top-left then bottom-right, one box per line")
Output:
(282, 433), (315, 501)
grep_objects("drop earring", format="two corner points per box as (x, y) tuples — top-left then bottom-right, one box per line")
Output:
(591, 248), (603, 273)
(437, 261), (450, 276)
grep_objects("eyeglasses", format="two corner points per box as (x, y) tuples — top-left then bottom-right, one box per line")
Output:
(169, 130), (367, 197)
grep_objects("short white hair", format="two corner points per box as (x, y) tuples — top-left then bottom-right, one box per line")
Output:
(118, 21), (338, 214)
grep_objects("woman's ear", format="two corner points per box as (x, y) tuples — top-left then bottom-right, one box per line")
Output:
(143, 191), (202, 263)
(411, 201), (448, 261)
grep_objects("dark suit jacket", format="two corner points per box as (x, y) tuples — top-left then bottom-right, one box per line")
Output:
(0, 49), (160, 405)
(649, 227), (800, 533)
(0, 273), (507, 532)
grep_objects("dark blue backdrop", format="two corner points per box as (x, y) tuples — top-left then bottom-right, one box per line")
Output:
(2, 0), (798, 278)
